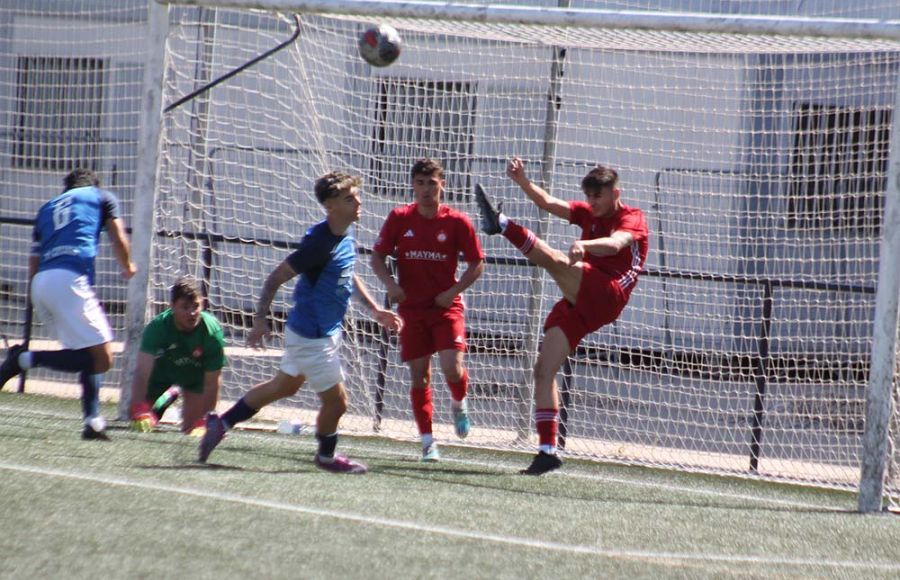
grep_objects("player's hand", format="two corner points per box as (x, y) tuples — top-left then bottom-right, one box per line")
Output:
(373, 309), (403, 333)
(568, 240), (586, 264)
(132, 415), (156, 432)
(506, 157), (529, 187)
(386, 283), (406, 305)
(434, 291), (455, 309)
(130, 401), (157, 432)
(247, 318), (270, 350)
(122, 262), (138, 280)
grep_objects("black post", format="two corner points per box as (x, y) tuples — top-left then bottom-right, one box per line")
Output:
(749, 281), (773, 472)
(164, 15), (302, 114)
(373, 260), (396, 431)
(16, 300), (32, 393)
(558, 356), (573, 449)
(201, 233), (213, 300)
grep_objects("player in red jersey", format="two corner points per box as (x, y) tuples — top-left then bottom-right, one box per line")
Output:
(372, 158), (485, 461)
(475, 158), (649, 475)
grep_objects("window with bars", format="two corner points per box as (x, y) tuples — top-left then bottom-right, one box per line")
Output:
(787, 102), (890, 232)
(14, 56), (105, 171)
(369, 78), (476, 202)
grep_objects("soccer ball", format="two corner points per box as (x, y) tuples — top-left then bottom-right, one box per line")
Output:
(358, 24), (402, 67)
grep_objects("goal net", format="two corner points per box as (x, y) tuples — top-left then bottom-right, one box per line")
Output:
(2, 0), (900, 508)
(0, 1), (150, 395)
(151, 4), (900, 498)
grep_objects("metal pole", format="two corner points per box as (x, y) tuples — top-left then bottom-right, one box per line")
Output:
(118, 0), (170, 418)
(183, 8), (216, 278)
(748, 281), (773, 472)
(373, 260), (396, 431)
(858, 69), (900, 513)
(515, 1), (569, 441)
(558, 355), (573, 449)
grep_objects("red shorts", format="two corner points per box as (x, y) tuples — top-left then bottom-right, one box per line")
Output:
(399, 305), (467, 362)
(544, 263), (628, 351)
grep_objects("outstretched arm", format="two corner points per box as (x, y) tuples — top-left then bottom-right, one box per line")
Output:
(506, 157), (571, 220)
(129, 351), (155, 413)
(105, 217), (137, 279)
(353, 274), (402, 332)
(569, 231), (634, 264)
(248, 260), (297, 349)
(370, 251), (406, 305)
(28, 255), (40, 281)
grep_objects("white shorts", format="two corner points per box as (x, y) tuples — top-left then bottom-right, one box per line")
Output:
(280, 328), (345, 393)
(31, 269), (113, 350)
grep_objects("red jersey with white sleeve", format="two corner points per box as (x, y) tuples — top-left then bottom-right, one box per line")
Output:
(373, 203), (484, 311)
(568, 200), (649, 295)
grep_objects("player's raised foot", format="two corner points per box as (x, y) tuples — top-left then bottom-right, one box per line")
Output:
(198, 412), (226, 463)
(474, 184), (503, 235)
(452, 400), (471, 439)
(421, 442), (440, 462)
(519, 451), (562, 475)
(314, 454), (367, 474)
(82, 416), (110, 441)
(0, 343), (26, 389)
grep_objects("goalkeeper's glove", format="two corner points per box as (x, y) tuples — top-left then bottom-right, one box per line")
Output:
(187, 417), (207, 438)
(130, 401), (158, 432)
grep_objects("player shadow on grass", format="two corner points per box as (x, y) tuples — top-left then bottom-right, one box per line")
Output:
(135, 462), (245, 472)
(374, 465), (844, 513)
(376, 462), (505, 480)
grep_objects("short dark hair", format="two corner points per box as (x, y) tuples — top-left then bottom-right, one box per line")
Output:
(170, 276), (202, 304)
(314, 171), (362, 204)
(63, 168), (100, 191)
(410, 158), (444, 180)
(581, 165), (618, 193)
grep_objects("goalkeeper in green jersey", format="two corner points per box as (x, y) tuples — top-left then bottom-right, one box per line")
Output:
(129, 276), (227, 434)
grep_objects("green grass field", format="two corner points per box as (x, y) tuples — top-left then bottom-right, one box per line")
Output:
(2, 392), (900, 579)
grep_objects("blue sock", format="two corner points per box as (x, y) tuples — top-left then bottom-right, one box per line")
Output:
(80, 372), (102, 420)
(222, 397), (258, 428)
(32, 349), (94, 373)
(316, 432), (338, 458)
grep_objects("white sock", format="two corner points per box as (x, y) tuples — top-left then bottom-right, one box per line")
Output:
(421, 433), (434, 448)
(538, 444), (557, 455)
(85, 416), (106, 431)
(498, 213), (509, 232)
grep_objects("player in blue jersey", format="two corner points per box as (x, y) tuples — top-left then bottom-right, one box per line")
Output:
(0, 168), (137, 440)
(198, 171), (402, 473)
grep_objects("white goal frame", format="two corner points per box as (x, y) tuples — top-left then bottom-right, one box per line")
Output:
(143, 0), (900, 513)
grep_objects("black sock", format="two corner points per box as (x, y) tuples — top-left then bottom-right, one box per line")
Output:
(221, 397), (258, 428)
(80, 372), (101, 420)
(32, 349), (94, 373)
(316, 432), (338, 458)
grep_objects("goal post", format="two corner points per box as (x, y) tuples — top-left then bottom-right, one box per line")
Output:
(141, 0), (900, 510)
(859, 74), (900, 513)
(117, 0), (171, 420)
(161, 0), (900, 40)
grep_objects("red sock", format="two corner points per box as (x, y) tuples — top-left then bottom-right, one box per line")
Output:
(448, 370), (468, 403)
(534, 408), (559, 449)
(410, 387), (434, 435)
(502, 220), (536, 255)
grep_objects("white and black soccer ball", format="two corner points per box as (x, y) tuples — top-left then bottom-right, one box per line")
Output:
(358, 24), (402, 68)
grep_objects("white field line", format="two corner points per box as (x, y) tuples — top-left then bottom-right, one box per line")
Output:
(0, 404), (847, 513)
(0, 460), (896, 572)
